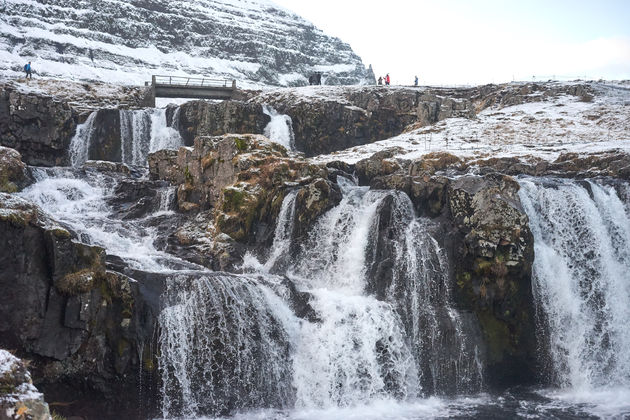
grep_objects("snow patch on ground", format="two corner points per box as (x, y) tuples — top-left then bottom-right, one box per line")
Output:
(312, 83), (630, 164)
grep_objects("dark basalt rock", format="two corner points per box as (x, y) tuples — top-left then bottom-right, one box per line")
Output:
(87, 108), (122, 162)
(0, 84), (77, 166)
(178, 100), (271, 146)
(446, 174), (536, 389)
(0, 193), (161, 419)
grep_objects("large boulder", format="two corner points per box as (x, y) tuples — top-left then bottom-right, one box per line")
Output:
(0, 147), (30, 193)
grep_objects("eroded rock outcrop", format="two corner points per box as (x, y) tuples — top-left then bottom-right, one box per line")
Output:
(178, 100), (270, 146)
(149, 134), (340, 270)
(0, 84), (77, 166)
(447, 175), (536, 388)
(0, 194), (160, 419)
(0, 147), (31, 193)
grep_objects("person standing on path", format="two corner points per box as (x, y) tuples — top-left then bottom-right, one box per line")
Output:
(385, 74), (390, 85)
(414, 75), (418, 86)
(24, 62), (32, 79)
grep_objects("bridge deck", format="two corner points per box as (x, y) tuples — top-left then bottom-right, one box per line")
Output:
(148, 75), (237, 104)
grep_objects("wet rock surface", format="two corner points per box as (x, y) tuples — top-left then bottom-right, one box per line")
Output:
(0, 193), (161, 419)
(149, 133), (336, 271)
(0, 147), (31, 192)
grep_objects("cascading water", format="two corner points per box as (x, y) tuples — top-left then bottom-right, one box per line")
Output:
(243, 178), (482, 409)
(19, 162), (630, 418)
(263, 105), (295, 151)
(70, 108), (182, 168)
(69, 111), (97, 167)
(120, 108), (183, 167)
(519, 177), (630, 412)
(159, 274), (297, 418)
(385, 196), (483, 395)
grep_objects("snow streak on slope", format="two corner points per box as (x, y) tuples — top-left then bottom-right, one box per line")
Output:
(0, 0), (373, 86)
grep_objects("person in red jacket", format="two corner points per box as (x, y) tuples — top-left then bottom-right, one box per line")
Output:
(385, 74), (390, 85)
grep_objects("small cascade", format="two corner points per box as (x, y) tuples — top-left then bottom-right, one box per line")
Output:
(159, 273), (298, 418)
(120, 108), (183, 167)
(519, 178), (630, 389)
(20, 168), (195, 272)
(69, 111), (97, 167)
(69, 107), (183, 168)
(263, 189), (298, 272)
(263, 105), (296, 151)
(390, 212), (483, 394)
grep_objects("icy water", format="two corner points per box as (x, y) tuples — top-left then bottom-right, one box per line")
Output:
(19, 161), (630, 420)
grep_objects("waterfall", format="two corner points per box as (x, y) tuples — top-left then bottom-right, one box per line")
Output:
(69, 108), (182, 168)
(120, 108), (183, 167)
(250, 178), (481, 407)
(69, 111), (97, 167)
(519, 178), (630, 390)
(263, 105), (295, 151)
(386, 196), (483, 394)
(159, 273), (298, 418)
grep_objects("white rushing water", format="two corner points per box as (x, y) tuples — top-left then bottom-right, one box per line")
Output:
(238, 178), (482, 412)
(263, 105), (296, 151)
(120, 108), (183, 166)
(519, 178), (630, 405)
(69, 111), (98, 167)
(19, 168), (193, 272)
(70, 108), (183, 168)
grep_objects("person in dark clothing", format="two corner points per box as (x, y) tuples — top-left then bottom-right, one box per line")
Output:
(414, 75), (418, 86)
(24, 62), (32, 79)
(378, 76), (383, 85)
(89, 49), (94, 62)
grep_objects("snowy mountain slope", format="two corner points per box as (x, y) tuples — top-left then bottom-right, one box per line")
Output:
(0, 0), (374, 86)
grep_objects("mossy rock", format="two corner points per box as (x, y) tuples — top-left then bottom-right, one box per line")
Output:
(56, 268), (100, 295)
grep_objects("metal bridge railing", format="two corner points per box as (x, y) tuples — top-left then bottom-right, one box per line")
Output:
(152, 75), (235, 88)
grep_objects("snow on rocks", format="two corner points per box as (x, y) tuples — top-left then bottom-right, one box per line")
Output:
(312, 81), (630, 166)
(0, 349), (51, 420)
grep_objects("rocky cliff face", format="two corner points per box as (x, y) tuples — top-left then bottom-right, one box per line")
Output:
(0, 0), (373, 86)
(0, 188), (161, 419)
(251, 86), (477, 156)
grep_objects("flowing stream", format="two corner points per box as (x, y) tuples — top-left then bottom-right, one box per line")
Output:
(18, 126), (630, 420)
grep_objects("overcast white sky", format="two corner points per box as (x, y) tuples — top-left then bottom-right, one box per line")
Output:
(272, 0), (630, 85)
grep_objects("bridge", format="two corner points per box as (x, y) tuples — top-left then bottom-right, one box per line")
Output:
(145, 75), (237, 106)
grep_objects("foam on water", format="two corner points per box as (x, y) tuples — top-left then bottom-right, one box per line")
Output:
(263, 105), (295, 151)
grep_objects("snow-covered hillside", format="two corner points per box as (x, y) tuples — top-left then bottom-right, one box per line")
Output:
(0, 0), (374, 87)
